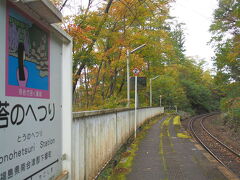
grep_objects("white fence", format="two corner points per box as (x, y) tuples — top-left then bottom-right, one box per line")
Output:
(72, 107), (164, 180)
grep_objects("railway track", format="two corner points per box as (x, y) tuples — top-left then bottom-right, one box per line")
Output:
(188, 113), (240, 177)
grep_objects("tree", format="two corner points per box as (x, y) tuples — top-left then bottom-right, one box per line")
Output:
(210, 0), (240, 130)
(210, 0), (240, 82)
(55, 0), (219, 113)
(169, 22), (186, 63)
(66, 0), (177, 108)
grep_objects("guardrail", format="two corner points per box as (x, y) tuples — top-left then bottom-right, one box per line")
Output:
(72, 107), (164, 180)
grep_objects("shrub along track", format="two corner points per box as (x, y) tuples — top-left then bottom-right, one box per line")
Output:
(188, 113), (240, 177)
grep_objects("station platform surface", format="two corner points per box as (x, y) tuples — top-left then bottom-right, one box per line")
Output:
(126, 115), (236, 180)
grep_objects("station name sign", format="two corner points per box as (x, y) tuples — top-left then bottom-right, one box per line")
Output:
(0, 4), (62, 180)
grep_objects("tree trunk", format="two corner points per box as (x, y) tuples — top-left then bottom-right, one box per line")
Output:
(72, 0), (114, 94)
(91, 62), (103, 102)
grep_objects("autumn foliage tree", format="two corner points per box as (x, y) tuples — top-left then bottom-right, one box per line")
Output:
(210, 0), (240, 131)
(63, 0), (179, 109)
(51, 0), (219, 114)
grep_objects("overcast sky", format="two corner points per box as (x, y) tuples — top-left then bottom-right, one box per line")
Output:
(170, 0), (218, 69)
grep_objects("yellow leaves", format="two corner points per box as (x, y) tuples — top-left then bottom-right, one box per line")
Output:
(104, 46), (118, 57)
(224, 97), (240, 109)
(163, 64), (180, 77)
(109, 1), (128, 21)
(85, 25), (95, 32)
(49, 0), (62, 8)
(227, 37), (240, 63)
(68, 0), (191, 109)
(67, 24), (93, 43)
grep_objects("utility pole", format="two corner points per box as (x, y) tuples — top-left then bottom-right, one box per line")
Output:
(127, 50), (130, 108)
(150, 78), (152, 106)
(149, 75), (160, 107)
(159, 95), (162, 107)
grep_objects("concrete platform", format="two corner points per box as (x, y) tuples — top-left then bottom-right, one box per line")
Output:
(126, 115), (232, 180)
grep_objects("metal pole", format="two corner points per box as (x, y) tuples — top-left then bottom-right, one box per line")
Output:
(134, 76), (137, 138)
(131, 44), (146, 54)
(149, 75), (160, 107)
(127, 50), (130, 107)
(150, 78), (152, 107)
(160, 95), (162, 107)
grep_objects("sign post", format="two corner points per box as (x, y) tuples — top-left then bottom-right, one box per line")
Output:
(133, 68), (140, 138)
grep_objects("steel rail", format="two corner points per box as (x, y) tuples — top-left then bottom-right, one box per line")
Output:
(200, 117), (240, 158)
(188, 113), (230, 170)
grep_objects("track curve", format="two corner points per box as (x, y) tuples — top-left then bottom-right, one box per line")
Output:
(188, 113), (240, 177)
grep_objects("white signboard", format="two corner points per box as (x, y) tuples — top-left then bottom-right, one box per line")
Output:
(0, 4), (62, 180)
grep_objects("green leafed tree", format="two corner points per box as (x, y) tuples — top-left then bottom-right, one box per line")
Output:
(210, 0), (240, 131)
